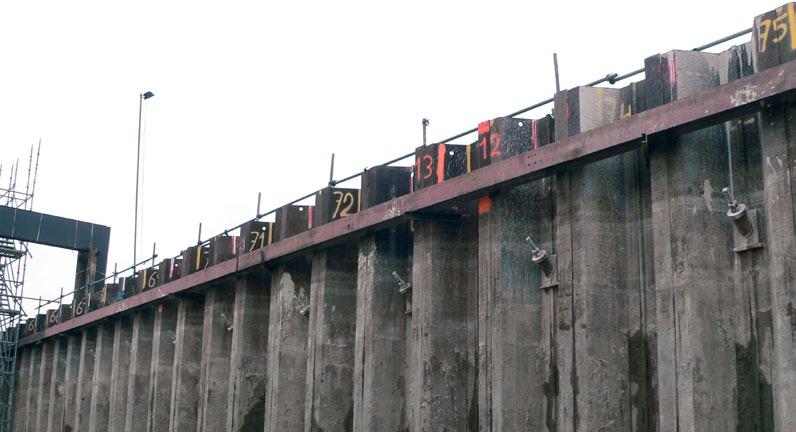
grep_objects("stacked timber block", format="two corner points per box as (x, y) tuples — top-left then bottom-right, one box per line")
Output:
(137, 266), (160, 293)
(101, 283), (119, 307)
(238, 220), (274, 254)
(158, 257), (182, 285)
(182, 244), (210, 276)
(412, 142), (469, 190)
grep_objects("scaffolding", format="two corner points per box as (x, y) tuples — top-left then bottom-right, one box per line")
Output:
(0, 143), (39, 431)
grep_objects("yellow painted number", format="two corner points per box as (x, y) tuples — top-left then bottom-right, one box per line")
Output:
(332, 191), (356, 219)
(249, 230), (265, 252)
(759, 5), (796, 53)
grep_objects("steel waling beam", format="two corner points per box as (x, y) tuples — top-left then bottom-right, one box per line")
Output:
(19, 58), (796, 346)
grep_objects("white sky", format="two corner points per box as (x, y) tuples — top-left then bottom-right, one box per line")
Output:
(0, 0), (781, 316)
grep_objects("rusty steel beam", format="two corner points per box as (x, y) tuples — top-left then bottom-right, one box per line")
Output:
(19, 58), (796, 346)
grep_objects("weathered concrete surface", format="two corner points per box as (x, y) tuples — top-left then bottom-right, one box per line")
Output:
(226, 270), (270, 432)
(554, 84), (653, 431)
(478, 181), (554, 431)
(45, 337), (68, 432)
(88, 322), (114, 432)
(34, 339), (55, 431)
(353, 227), (412, 432)
(60, 334), (81, 432)
(24, 345), (41, 432)
(760, 102), (796, 432)
(124, 309), (154, 432)
(304, 245), (358, 432)
(410, 217), (478, 431)
(752, 12), (796, 429)
(108, 316), (133, 432)
(197, 284), (235, 432)
(727, 42), (776, 432)
(168, 296), (204, 432)
(11, 346), (32, 432)
(646, 50), (739, 431)
(73, 327), (97, 431)
(147, 301), (177, 432)
(265, 259), (311, 432)
(11, 347), (29, 432)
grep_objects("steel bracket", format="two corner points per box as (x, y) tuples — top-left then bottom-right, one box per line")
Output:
(733, 208), (763, 253)
(539, 254), (559, 290)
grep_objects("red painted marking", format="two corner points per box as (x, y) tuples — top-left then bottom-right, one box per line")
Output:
(420, 154), (433, 179)
(489, 133), (502, 158)
(308, 206), (314, 229)
(436, 144), (446, 184)
(532, 119), (538, 150)
(478, 196), (492, 214)
(477, 120), (491, 135)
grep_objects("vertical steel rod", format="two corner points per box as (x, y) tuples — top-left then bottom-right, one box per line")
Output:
(553, 53), (561, 92)
(329, 153), (335, 186)
(422, 118), (429, 146)
(134, 93), (143, 272)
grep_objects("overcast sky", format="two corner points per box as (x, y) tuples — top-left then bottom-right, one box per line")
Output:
(0, 0), (780, 315)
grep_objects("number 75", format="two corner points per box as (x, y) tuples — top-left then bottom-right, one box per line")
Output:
(758, 6), (795, 53)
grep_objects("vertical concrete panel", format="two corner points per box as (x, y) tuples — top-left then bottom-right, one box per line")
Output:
(197, 284), (235, 432)
(108, 316), (133, 432)
(304, 245), (358, 431)
(61, 334), (81, 432)
(168, 296), (204, 432)
(35, 340), (56, 431)
(11, 347), (30, 432)
(726, 42), (776, 432)
(758, 103), (796, 432)
(353, 227), (412, 432)
(478, 179), (554, 431)
(646, 50), (738, 431)
(73, 328), (97, 431)
(88, 323), (114, 432)
(554, 85), (652, 431)
(752, 8), (796, 428)
(146, 302), (177, 432)
(23, 344), (42, 431)
(226, 270), (270, 432)
(124, 309), (154, 432)
(46, 337), (68, 432)
(410, 217), (478, 431)
(23, 344), (40, 432)
(264, 259), (311, 432)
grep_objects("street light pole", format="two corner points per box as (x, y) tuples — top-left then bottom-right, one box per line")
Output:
(134, 91), (155, 272)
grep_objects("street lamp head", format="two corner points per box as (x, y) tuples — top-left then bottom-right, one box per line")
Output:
(142, 91), (155, 100)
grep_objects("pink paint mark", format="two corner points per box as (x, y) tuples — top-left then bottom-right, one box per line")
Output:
(436, 144), (446, 184)
(668, 53), (677, 96)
